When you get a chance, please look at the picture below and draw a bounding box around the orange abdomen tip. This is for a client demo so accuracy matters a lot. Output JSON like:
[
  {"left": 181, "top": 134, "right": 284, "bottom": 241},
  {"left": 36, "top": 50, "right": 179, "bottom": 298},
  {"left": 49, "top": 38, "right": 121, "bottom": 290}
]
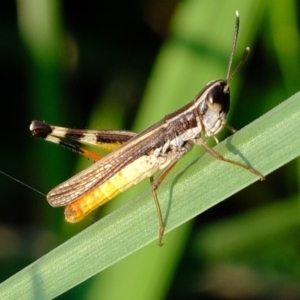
[{"left": 65, "top": 202, "right": 85, "bottom": 223}]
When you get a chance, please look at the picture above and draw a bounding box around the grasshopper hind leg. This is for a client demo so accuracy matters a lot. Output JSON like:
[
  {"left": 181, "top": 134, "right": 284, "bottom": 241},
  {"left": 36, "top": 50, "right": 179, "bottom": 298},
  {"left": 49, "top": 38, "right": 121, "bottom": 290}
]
[{"left": 150, "top": 160, "right": 179, "bottom": 246}]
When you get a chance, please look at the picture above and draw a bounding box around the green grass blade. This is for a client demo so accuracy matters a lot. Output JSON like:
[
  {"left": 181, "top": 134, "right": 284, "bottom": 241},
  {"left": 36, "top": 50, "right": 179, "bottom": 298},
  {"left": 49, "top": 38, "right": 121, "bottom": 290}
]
[{"left": 0, "top": 89, "right": 299, "bottom": 298}]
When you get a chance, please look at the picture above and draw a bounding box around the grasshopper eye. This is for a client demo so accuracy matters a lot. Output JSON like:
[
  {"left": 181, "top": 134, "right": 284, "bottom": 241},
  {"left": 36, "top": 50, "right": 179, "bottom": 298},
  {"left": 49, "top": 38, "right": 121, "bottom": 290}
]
[{"left": 206, "top": 83, "right": 230, "bottom": 114}]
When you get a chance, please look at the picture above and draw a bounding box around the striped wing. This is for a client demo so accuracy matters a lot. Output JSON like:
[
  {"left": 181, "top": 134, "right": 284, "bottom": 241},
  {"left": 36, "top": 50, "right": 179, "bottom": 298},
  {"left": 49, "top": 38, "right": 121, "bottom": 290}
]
[{"left": 47, "top": 122, "right": 170, "bottom": 207}]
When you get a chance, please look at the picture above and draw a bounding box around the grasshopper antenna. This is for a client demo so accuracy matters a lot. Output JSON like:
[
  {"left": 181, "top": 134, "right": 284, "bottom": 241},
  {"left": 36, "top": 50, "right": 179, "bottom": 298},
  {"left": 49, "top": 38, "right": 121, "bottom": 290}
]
[{"left": 225, "top": 11, "right": 250, "bottom": 92}]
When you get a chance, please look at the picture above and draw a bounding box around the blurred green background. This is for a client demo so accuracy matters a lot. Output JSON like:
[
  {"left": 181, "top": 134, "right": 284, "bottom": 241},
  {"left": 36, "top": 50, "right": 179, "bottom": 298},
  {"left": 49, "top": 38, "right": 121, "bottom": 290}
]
[{"left": 0, "top": 0, "right": 300, "bottom": 299}]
